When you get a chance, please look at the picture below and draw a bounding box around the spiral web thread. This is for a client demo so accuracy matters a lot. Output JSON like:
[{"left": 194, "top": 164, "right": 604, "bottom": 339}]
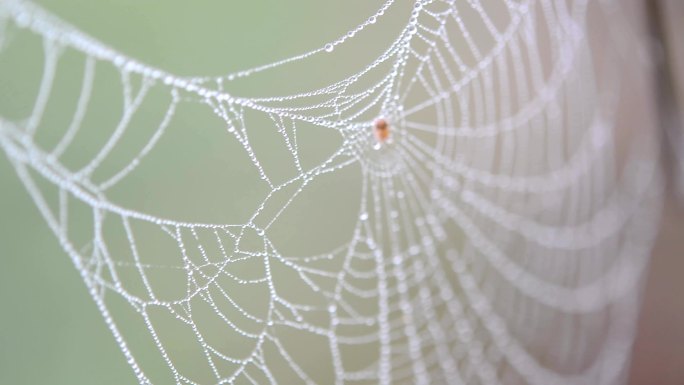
[{"left": 0, "top": 0, "right": 663, "bottom": 384}]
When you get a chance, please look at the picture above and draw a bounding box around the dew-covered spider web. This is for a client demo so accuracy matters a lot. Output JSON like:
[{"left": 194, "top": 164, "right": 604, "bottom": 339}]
[{"left": 0, "top": 0, "right": 665, "bottom": 384}]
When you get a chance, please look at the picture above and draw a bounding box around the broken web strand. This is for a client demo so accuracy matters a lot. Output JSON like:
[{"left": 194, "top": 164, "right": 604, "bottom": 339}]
[{"left": 0, "top": 0, "right": 664, "bottom": 385}]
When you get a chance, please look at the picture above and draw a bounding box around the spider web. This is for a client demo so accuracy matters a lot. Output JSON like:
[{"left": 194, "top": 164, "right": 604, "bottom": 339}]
[{"left": 0, "top": 0, "right": 663, "bottom": 384}]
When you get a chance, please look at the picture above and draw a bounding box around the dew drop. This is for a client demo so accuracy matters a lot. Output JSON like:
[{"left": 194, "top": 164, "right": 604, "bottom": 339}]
[
  {"left": 114, "top": 55, "right": 125, "bottom": 67},
  {"left": 324, "top": 43, "right": 334, "bottom": 52},
  {"left": 15, "top": 12, "right": 30, "bottom": 28}
]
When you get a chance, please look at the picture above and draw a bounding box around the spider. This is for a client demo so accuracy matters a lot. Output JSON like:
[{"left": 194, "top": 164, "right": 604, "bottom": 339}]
[{"left": 373, "top": 117, "right": 390, "bottom": 145}]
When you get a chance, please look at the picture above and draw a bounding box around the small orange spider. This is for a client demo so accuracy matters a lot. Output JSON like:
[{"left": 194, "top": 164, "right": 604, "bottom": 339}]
[{"left": 373, "top": 117, "right": 390, "bottom": 144}]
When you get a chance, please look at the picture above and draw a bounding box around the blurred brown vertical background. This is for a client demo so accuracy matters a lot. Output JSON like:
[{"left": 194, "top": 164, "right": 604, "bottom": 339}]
[{"left": 629, "top": 1, "right": 684, "bottom": 384}]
